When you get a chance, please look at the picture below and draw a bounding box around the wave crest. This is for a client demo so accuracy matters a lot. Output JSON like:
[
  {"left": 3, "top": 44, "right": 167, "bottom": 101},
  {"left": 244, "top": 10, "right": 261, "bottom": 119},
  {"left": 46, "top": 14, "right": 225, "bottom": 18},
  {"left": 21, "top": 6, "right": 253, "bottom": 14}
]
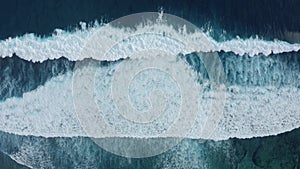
[{"left": 1, "top": 13, "right": 300, "bottom": 62}]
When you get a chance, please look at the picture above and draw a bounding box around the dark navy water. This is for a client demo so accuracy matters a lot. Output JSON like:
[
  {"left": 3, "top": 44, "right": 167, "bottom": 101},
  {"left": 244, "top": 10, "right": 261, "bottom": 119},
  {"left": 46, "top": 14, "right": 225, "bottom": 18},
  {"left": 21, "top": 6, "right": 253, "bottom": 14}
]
[{"left": 0, "top": 0, "right": 300, "bottom": 42}]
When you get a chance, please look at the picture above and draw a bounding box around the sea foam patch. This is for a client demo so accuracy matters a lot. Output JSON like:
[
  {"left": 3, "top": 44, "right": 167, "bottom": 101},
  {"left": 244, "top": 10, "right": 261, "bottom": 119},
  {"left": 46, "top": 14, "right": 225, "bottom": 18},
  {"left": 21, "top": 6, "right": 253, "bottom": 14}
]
[{"left": 0, "top": 64, "right": 299, "bottom": 140}]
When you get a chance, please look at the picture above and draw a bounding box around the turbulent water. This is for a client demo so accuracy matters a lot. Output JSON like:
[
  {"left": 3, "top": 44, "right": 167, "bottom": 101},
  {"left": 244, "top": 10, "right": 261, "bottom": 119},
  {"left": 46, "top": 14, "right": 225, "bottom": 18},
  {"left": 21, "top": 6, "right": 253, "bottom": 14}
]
[{"left": 0, "top": 1, "right": 300, "bottom": 168}]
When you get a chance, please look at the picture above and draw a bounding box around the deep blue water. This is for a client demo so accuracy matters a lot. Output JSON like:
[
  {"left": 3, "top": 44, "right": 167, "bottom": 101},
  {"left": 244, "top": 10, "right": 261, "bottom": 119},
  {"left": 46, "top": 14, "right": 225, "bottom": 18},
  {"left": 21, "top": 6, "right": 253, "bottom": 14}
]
[{"left": 0, "top": 0, "right": 300, "bottom": 42}]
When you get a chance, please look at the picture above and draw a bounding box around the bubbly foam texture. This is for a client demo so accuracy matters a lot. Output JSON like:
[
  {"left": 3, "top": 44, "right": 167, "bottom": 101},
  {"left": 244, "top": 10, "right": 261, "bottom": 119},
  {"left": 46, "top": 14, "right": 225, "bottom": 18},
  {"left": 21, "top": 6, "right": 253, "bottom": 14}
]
[
  {"left": 1, "top": 20, "right": 300, "bottom": 62},
  {"left": 0, "top": 70, "right": 299, "bottom": 140}
]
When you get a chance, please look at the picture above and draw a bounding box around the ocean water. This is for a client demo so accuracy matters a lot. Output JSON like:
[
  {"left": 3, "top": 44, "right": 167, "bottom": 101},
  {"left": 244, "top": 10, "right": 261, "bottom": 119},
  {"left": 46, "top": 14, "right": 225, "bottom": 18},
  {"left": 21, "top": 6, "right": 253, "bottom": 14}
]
[
  {"left": 0, "top": 128, "right": 299, "bottom": 169},
  {"left": 0, "top": 1, "right": 299, "bottom": 168},
  {"left": 1, "top": 0, "right": 300, "bottom": 42}
]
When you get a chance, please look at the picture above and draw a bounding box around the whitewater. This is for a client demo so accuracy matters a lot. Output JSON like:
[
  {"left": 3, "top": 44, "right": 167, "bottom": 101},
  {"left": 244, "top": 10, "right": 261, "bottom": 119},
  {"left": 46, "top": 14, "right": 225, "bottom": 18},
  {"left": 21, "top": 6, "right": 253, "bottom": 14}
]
[
  {"left": 1, "top": 19, "right": 300, "bottom": 62},
  {"left": 0, "top": 13, "right": 299, "bottom": 141},
  {"left": 0, "top": 70, "right": 299, "bottom": 140}
]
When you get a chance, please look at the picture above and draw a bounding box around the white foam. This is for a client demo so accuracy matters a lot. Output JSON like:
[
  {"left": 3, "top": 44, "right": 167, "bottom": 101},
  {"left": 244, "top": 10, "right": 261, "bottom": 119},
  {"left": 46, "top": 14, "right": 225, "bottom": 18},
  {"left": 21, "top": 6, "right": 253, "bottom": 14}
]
[
  {"left": 0, "top": 19, "right": 300, "bottom": 62},
  {"left": 0, "top": 68, "right": 299, "bottom": 140}
]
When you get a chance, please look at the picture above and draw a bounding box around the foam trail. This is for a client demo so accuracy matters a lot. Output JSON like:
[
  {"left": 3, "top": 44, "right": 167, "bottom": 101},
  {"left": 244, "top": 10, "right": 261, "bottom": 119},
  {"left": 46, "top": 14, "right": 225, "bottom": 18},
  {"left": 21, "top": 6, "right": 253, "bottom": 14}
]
[{"left": 1, "top": 21, "right": 300, "bottom": 62}]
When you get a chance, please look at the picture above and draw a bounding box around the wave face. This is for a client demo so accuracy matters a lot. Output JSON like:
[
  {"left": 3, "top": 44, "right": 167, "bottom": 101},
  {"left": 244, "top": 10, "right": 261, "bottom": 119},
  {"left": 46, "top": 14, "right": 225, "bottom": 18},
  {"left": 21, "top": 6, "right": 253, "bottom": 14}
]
[
  {"left": 1, "top": 51, "right": 300, "bottom": 101},
  {"left": 0, "top": 55, "right": 74, "bottom": 101}
]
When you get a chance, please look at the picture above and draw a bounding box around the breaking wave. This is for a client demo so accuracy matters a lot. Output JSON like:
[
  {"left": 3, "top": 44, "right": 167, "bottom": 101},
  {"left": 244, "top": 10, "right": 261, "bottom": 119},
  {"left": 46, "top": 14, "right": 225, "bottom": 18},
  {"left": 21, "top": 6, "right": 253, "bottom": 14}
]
[{"left": 1, "top": 17, "right": 300, "bottom": 62}]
